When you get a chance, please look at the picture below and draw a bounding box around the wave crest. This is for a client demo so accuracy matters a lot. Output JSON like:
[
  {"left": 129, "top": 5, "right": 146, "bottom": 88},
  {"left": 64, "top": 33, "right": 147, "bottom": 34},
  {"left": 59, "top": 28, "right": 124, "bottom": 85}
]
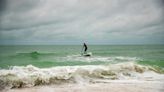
[{"left": 0, "top": 62, "right": 163, "bottom": 89}]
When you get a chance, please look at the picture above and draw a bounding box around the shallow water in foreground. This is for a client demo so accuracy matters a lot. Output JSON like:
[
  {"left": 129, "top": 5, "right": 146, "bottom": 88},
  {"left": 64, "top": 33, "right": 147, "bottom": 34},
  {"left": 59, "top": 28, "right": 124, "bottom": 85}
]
[{"left": 0, "top": 45, "right": 164, "bottom": 90}]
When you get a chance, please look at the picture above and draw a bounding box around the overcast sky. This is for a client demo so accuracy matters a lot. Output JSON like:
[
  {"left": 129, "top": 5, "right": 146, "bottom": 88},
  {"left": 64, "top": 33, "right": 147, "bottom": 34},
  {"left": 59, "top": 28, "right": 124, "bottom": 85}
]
[{"left": 0, "top": 0, "right": 164, "bottom": 45}]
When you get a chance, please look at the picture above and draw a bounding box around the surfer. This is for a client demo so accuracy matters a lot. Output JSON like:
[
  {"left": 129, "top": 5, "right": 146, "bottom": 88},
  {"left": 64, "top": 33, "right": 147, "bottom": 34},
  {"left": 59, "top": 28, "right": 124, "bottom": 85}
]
[
  {"left": 81, "top": 43, "right": 91, "bottom": 57},
  {"left": 83, "top": 43, "right": 88, "bottom": 54}
]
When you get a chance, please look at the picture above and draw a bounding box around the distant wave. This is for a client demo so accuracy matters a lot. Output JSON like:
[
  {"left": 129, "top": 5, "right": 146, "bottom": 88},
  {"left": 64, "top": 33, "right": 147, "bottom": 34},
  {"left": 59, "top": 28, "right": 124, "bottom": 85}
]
[
  {"left": 16, "top": 51, "right": 56, "bottom": 56},
  {"left": 15, "top": 51, "right": 56, "bottom": 59},
  {"left": 0, "top": 62, "right": 163, "bottom": 89},
  {"left": 64, "top": 55, "right": 140, "bottom": 62},
  {"left": 15, "top": 52, "right": 140, "bottom": 63}
]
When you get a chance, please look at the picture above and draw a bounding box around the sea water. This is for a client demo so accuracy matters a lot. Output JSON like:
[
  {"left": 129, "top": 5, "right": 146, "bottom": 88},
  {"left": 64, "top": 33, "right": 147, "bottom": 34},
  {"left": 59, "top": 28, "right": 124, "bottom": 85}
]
[{"left": 0, "top": 45, "right": 164, "bottom": 89}]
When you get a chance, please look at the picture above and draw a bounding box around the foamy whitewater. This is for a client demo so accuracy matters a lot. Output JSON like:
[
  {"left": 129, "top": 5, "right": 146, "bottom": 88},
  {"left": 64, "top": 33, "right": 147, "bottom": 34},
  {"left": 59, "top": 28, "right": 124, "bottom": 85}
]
[{"left": 0, "top": 62, "right": 164, "bottom": 90}]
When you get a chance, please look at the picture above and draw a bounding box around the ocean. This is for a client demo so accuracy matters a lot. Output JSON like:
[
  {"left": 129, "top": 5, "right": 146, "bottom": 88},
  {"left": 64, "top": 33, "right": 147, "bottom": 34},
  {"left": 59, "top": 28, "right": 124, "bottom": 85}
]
[{"left": 0, "top": 45, "right": 164, "bottom": 90}]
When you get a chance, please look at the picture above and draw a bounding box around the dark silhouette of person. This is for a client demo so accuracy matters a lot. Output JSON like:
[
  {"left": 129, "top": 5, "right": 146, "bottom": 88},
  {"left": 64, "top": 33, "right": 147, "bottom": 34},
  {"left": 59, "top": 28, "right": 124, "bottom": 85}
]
[{"left": 83, "top": 43, "right": 88, "bottom": 54}]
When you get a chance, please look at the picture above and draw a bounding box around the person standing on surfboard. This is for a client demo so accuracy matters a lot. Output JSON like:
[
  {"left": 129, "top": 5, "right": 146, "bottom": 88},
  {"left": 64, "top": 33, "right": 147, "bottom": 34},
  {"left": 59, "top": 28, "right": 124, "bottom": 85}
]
[{"left": 83, "top": 43, "right": 88, "bottom": 54}]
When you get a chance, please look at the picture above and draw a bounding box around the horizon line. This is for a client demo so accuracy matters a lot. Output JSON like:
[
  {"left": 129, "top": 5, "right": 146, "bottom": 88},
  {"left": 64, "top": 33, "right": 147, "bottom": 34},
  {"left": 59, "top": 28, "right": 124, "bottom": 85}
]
[{"left": 0, "top": 43, "right": 164, "bottom": 45}]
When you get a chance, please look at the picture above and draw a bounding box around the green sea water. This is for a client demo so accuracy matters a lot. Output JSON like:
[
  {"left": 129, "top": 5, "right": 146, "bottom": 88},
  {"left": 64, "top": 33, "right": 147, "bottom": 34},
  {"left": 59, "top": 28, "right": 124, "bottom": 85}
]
[
  {"left": 0, "top": 45, "right": 164, "bottom": 89},
  {"left": 0, "top": 45, "right": 164, "bottom": 68}
]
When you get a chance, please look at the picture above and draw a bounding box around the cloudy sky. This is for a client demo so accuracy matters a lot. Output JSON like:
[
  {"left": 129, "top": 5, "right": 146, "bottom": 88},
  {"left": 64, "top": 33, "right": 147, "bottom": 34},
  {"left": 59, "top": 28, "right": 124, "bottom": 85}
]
[{"left": 0, "top": 0, "right": 164, "bottom": 45}]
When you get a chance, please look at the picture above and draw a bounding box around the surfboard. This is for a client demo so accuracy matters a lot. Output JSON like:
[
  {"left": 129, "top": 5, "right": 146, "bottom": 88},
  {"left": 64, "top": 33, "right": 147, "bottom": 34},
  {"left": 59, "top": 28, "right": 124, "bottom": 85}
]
[{"left": 82, "top": 52, "right": 92, "bottom": 57}]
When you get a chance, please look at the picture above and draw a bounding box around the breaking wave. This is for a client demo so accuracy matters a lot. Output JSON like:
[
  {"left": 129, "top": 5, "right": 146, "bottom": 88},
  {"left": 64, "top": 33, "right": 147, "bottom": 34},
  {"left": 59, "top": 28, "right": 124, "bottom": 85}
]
[{"left": 0, "top": 62, "right": 163, "bottom": 90}]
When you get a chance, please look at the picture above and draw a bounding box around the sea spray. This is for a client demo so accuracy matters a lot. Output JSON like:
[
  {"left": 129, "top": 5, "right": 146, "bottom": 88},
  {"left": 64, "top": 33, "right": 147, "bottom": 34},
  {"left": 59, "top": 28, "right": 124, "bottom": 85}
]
[{"left": 0, "top": 62, "right": 163, "bottom": 90}]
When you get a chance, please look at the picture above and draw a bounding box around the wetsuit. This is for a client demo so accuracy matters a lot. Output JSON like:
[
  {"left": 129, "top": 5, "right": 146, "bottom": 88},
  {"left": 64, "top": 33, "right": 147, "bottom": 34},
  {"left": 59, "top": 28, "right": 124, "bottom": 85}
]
[{"left": 83, "top": 43, "right": 88, "bottom": 54}]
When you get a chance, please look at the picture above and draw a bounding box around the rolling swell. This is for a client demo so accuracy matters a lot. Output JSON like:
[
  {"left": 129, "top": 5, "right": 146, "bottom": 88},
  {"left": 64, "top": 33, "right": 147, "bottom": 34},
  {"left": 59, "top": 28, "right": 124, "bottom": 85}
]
[
  {"left": 0, "top": 62, "right": 163, "bottom": 89},
  {"left": 0, "top": 51, "right": 141, "bottom": 68}
]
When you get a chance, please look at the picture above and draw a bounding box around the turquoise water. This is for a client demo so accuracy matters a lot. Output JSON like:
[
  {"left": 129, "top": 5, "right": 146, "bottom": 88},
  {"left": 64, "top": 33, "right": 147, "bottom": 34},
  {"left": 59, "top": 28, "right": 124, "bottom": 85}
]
[
  {"left": 0, "top": 45, "right": 164, "bottom": 89},
  {"left": 0, "top": 45, "right": 164, "bottom": 68}
]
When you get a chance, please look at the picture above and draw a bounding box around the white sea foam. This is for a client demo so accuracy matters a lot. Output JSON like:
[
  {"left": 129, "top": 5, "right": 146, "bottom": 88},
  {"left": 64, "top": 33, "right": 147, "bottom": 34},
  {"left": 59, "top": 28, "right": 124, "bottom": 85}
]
[
  {"left": 63, "top": 55, "right": 140, "bottom": 62},
  {"left": 0, "top": 62, "right": 163, "bottom": 90}
]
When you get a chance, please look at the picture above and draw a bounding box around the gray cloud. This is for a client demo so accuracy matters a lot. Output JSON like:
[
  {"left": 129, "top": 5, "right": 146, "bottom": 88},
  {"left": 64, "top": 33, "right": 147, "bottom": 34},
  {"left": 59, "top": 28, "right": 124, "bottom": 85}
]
[{"left": 0, "top": 0, "right": 164, "bottom": 44}]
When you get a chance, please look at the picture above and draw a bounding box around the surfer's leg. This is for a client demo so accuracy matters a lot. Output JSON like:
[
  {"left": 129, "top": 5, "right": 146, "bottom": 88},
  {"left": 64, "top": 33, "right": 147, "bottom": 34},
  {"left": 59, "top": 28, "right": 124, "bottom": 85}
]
[{"left": 84, "top": 48, "right": 87, "bottom": 54}]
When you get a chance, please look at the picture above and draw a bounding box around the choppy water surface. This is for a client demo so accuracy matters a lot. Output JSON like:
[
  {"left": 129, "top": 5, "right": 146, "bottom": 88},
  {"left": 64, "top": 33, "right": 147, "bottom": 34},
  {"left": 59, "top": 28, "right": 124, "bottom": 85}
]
[{"left": 0, "top": 45, "right": 164, "bottom": 89}]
